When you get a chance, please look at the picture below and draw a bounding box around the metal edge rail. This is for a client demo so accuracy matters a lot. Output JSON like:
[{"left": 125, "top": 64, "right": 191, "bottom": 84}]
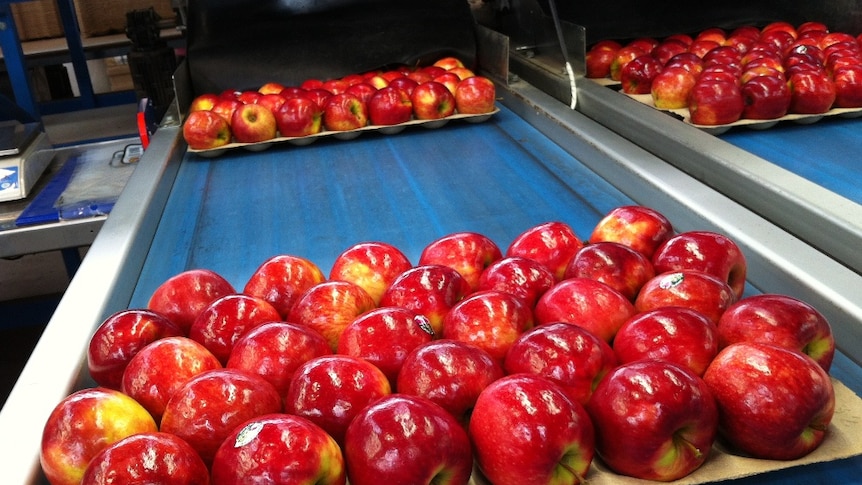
[
  {"left": 0, "top": 119, "right": 184, "bottom": 485},
  {"left": 499, "top": 77, "right": 862, "bottom": 367}
]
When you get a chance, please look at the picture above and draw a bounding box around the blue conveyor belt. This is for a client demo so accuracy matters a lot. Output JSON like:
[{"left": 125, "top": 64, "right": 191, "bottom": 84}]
[
  {"left": 720, "top": 116, "right": 862, "bottom": 204},
  {"left": 128, "top": 105, "right": 633, "bottom": 305}
]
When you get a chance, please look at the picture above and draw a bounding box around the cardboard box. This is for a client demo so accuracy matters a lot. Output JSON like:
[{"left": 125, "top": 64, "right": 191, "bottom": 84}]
[
  {"left": 11, "top": 0, "right": 64, "bottom": 41},
  {"left": 74, "top": 0, "right": 176, "bottom": 37}
]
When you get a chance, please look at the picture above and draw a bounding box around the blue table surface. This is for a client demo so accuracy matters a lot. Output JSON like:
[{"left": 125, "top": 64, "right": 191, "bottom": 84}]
[
  {"left": 720, "top": 116, "right": 862, "bottom": 204},
  {"left": 128, "top": 105, "right": 862, "bottom": 484}
]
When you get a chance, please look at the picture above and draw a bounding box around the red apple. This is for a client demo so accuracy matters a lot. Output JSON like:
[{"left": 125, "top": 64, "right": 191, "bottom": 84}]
[
  {"left": 287, "top": 280, "right": 376, "bottom": 351},
  {"left": 651, "top": 39, "right": 689, "bottom": 66},
  {"left": 586, "top": 41, "right": 621, "bottom": 78},
  {"left": 470, "top": 373, "right": 595, "bottom": 485},
  {"left": 418, "top": 231, "right": 502, "bottom": 291},
  {"left": 506, "top": 220, "right": 584, "bottom": 281},
  {"left": 366, "top": 73, "right": 390, "bottom": 90},
  {"left": 411, "top": 80, "right": 457, "bottom": 120},
  {"left": 564, "top": 241, "right": 655, "bottom": 301},
  {"left": 396, "top": 339, "right": 504, "bottom": 426},
  {"left": 534, "top": 277, "right": 636, "bottom": 343},
  {"left": 476, "top": 256, "right": 556, "bottom": 309},
  {"left": 285, "top": 354, "right": 391, "bottom": 445},
  {"left": 379, "top": 264, "right": 472, "bottom": 335},
  {"left": 420, "top": 64, "right": 448, "bottom": 79},
  {"left": 717, "top": 293, "right": 835, "bottom": 371},
  {"left": 635, "top": 270, "right": 736, "bottom": 324},
  {"left": 87, "top": 308, "right": 183, "bottom": 389},
  {"left": 742, "top": 53, "right": 785, "bottom": 73},
  {"left": 279, "top": 86, "right": 308, "bottom": 99},
  {"left": 739, "top": 64, "right": 785, "bottom": 84},
  {"left": 699, "top": 64, "right": 743, "bottom": 82},
  {"left": 40, "top": 387, "right": 158, "bottom": 485},
  {"left": 797, "top": 21, "right": 830, "bottom": 36},
  {"left": 666, "top": 33, "right": 694, "bottom": 47},
  {"left": 323, "top": 92, "right": 369, "bottom": 131},
  {"left": 703, "top": 45, "right": 742, "bottom": 67},
  {"left": 741, "top": 74, "right": 792, "bottom": 119},
  {"left": 337, "top": 306, "right": 436, "bottom": 386},
  {"left": 300, "top": 78, "right": 324, "bottom": 90},
  {"left": 257, "top": 81, "right": 286, "bottom": 95},
  {"left": 433, "top": 72, "right": 462, "bottom": 95},
  {"left": 820, "top": 31, "right": 858, "bottom": 50},
  {"left": 211, "top": 414, "right": 345, "bottom": 485},
  {"left": 345, "top": 394, "right": 473, "bottom": 485},
  {"left": 688, "top": 39, "right": 721, "bottom": 58},
  {"left": 449, "top": 67, "right": 476, "bottom": 81},
  {"left": 703, "top": 342, "right": 835, "bottom": 460},
  {"left": 831, "top": 65, "right": 862, "bottom": 107},
  {"left": 620, "top": 54, "right": 664, "bottom": 95},
  {"left": 328, "top": 241, "right": 413, "bottom": 305},
  {"left": 345, "top": 81, "right": 378, "bottom": 105},
  {"left": 652, "top": 230, "right": 748, "bottom": 300},
  {"left": 226, "top": 321, "right": 332, "bottom": 396},
  {"left": 255, "top": 92, "right": 287, "bottom": 115},
  {"left": 82, "top": 432, "right": 210, "bottom": 485},
  {"left": 651, "top": 66, "right": 699, "bottom": 110},
  {"left": 454, "top": 75, "right": 496, "bottom": 114},
  {"left": 388, "top": 76, "right": 419, "bottom": 96},
  {"left": 188, "top": 92, "right": 220, "bottom": 112},
  {"left": 242, "top": 254, "right": 325, "bottom": 319},
  {"left": 696, "top": 27, "right": 727, "bottom": 45},
  {"left": 610, "top": 45, "right": 647, "bottom": 81},
  {"left": 160, "top": 368, "right": 283, "bottom": 464},
  {"left": 442, "top": 289, "right": 534, "bottom": 364},
  {"left": 120, "top": 336, "right": 222, "bottom": 422},
  {"left": 147, "top": 268, "right": 236, "bottom": 334},
  {"left": 235, "top": 89, "right": 262, "bottom": 105},
  {"left": 665, "top": 52, "right": 704, "bottom": 76},
  {"left": 188, "top": 293, "right": 282, "bottom": 364},
  {"left": 504, "top": 321, "right": 617, "bottom": 405},
  {"left": 322, "top": 78, "right": 349, "bottom": 95},
  {"left": 182, "top": 110, "right": 232, "bottom": 150},
  {"left": 688, "top": 79, "right": 745, "bottom": 125},
  {"left": 407, "top": 69, "right": 434, "bottom": 84},
  {"left": 725, "top": 32, "right": 759, "bottom": 55},
  {"left": 628, "top": 37, "right": 660, "bottom": 54},
  {"left": 588, "top": 205, "right": 674, "bottom": 258},
  {"left": 368, "top": 85, "right": 414, "bottom": 125},
  {"left": 433, "top": 56, "right": 466, "bottom": 70},
  {"left": 760, "top": 29, "right": 796, "bottom": 53},
  {"left": 762, "top": 21, "right": 798, "bottom": 38},
  {"left": 340, "top": 73, "right": 365, "bottom": 86},
  {"left": 585, "top": 360, "right": 718, "bottom": 481},
  {"left": 210, "top": 97, "right": 242, "bottom": 127},
  {"left": 305, "top": 88, "right": 333, "bottom": 110},
  {"left": 230, "top": 103, "right": 277, "bottom": 143},
  {"left": 274, "top": 96, "right": 323, "bottom": 137},
  {"left": 614, "top": 306, "right": 719, "bottom": 376}
]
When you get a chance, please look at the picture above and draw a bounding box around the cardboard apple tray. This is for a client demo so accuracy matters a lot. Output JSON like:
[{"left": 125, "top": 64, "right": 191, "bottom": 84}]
[
  {"left": 590, "top": 78, "right": 862, "bottom": 135},
  {"left": 463, "top": 379, "right": 862, "bottom": 484},
  {"left": 186, "top": 109, "right": 499, "bottom": 158}
]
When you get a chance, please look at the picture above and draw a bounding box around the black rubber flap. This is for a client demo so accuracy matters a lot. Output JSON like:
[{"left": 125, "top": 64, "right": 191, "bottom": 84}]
[{"left": 186, "top": 0, "right": 478, "bottom": 96}]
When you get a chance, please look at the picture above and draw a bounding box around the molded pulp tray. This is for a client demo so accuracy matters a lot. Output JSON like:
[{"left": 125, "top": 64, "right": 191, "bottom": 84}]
[
  {"left": 187, "top": 109, "right": 499, "bottom": 157},
  {"left": 590, "top": 78, "right": 862, "bottom": 135},
  {"left": 466, "top": 379, "right": 862, "bottom": 484}
]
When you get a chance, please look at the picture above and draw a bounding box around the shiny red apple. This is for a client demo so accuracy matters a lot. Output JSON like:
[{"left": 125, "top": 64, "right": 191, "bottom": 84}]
[
  {"left": 504, "top": 322, "right": 617, "bottom": 405},
  {"left": 285, "top": 354, "right": 391, "bottom": 445},
  {"left": 586, "top": 360, "right": 718, "bottom": 481},
  {"left": 470, "top": 373, "right": 595, "bottom": 485},
  {"left": 396, "top": 339, "right": 504, "bottom": 426}
]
